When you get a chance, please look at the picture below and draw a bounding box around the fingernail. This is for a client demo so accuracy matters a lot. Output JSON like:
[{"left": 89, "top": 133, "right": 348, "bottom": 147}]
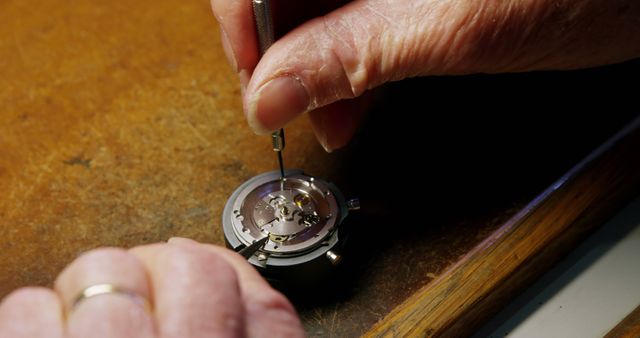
[
  {"left": 319, "top": 137, "right": 333, "bottom": 153},
  {"left": 239, "top": 69, "right": 250, "bottom": 95},
  {"left": 220, "top": 28, "right": 238, "bottom": 72},
  {"left": 314, "top": 115, "right": 333, "bottom": 153},
  {"left": 168, "top": 237, "right": 195, "bottom": 244},
  {"left": 247, "top": 76, "right": 310, "bottom": 135}
]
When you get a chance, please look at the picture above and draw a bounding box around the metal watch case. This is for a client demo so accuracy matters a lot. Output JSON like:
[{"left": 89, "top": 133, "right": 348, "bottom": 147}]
[{"left": 222, "top": 170, "right": 356, "bottom": 287}]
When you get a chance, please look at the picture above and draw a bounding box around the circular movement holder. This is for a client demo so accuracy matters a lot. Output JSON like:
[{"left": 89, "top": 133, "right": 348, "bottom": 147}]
[{"left": 222, "top": 170, "right": 359, "bottom": 289}]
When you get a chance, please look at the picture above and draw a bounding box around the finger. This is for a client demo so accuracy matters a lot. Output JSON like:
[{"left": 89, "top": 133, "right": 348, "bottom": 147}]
[
  {"left": 54, "top": 248, "right": 155, "bottom": 338},
  {"left": 129, "top": 243, "right": 244, "bottom": 338},
  {"left": 211, "top": 0, "right": 347, "bottom": 75},
  {"left": 308, "top": 93, "right": 372, "bottom": 152},
  {"left": 210, "top": 0, "right": 258, "bottom": 74},
  {"left": 166, "top": 237, "right": 305, "bottom": 338},
  {"left": 243, "top": 0, "right": 482, "bottom": 134},
  {"left": 0, "top": 288, "right": 64, "bottom": 338}
]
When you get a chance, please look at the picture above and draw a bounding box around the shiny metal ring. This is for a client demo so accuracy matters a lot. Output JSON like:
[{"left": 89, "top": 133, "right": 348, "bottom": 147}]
[{"left": 71, "top": 284, "right": 151, "bottom": 312}]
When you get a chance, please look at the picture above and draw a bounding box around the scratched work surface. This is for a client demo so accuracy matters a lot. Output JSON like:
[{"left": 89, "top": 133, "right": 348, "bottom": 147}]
[
  {"left": 1, "top": 1, "right": 639, "bottom": 337},
  {"left": 0, "top": 0, "right": 330, "bottom": 299}
]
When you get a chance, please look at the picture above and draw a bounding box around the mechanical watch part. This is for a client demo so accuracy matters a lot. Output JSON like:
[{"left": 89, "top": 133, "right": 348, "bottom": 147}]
[{"left": 222, "top": 170, "right": 355, "bottom": 287}]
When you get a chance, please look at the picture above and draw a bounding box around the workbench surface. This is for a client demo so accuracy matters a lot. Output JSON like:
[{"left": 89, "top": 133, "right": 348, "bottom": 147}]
[{"left": 1, "top": 1, "right": 637, "bottom": 336}]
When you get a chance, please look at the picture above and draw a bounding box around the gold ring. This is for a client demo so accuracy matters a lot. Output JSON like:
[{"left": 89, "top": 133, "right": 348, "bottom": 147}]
[{"left": 71, "top": 284, "right": 152, "bottom": 312}]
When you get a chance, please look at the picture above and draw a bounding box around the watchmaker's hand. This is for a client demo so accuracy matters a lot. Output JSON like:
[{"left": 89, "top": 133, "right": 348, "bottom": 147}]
[
  {"left": 0, "top": 238, "right": 305, "bottom": 338},
  {"left": 211, "top": 0, "right": 640, "bottom": 151}
]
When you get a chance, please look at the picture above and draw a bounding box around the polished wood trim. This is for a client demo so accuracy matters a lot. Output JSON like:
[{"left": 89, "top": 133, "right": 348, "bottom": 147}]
[
  {"left": 606, "top": 305, "right": 640, "bottom": 338},
  {"left": 365, "top": 117, "right": 640, "bottom": 337}
]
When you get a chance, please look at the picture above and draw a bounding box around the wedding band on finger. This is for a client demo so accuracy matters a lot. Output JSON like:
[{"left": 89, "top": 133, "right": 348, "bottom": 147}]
[{"left": 71, "top": 283, "right": 152, "bottom": 313}]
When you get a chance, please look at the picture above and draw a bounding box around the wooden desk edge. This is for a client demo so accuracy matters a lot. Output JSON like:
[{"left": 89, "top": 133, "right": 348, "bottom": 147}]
[
  {"left": 606, "top": 305, "right": 640, "bottom": 338},
  {"left": 365, "top": 117, "right": 640, "bottom": 337}
]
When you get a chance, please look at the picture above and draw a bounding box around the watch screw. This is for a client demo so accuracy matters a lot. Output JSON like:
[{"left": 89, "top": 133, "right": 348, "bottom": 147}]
[{"left": 326, "top": 250, "right": 342, "bottom": 266}]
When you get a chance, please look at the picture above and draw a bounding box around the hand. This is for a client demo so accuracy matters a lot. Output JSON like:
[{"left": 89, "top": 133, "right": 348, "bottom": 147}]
[
  {"left": 211, "top": 0, "right": 640, "bottom": 151},
  {"left": 0, "top": 238, "right": 305, "bottom": 338}
]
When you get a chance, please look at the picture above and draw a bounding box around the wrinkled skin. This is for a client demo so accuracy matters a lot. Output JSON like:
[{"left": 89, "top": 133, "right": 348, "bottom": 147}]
[
  {"left": 0, "top": 238, "right": 305, "bottom": 338},
  {"left": 211, "top": 0, "right": 640, "bottom": 151}
]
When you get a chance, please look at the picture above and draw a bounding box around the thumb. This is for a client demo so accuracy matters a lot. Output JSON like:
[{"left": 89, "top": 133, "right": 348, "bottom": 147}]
[{"left": 243, "top": 0, "right": 483, "bottom": 134}]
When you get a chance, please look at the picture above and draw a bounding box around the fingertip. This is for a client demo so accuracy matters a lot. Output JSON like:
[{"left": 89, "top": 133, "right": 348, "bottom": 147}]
[
  {"left": 167, "top": 237, "right": 197, "bottom": 245},
  {"left": 220, "top": 27, "right": 238, "bottom": 72},
  {"left": 246, "top": 76, "right": 310, "bottom": 134},
  {"left": 245, "top": 96, "right": 275, "bottom": 135},
  {"left": 0, "top": 287, "right": 64, "bottom": 338},
  {"left": 210, "top": 0, "right": 259, "bottom": 73},
  {"left": 0, "top": 287, "right": 60, "bottom": 310},
  {"left": 239, "top": 69, "right": 250, "bottom": 94},
  {"left": 309, "top": 96, "right": 370, "bottom": 152}
]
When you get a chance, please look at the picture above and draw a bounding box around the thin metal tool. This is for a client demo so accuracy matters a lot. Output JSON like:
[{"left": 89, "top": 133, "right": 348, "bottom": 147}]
[
  {"left": 252, "top": 0, "right": 275, "bottom": 54},
  {"left": 272, "top": 129, "right": 285, "bottom": 179},
  {"left": 253, "top": 0, "right": 286, "bottom": 181},
  {"left": 238, "top": 236, "right": 269, "bottom": 259}
]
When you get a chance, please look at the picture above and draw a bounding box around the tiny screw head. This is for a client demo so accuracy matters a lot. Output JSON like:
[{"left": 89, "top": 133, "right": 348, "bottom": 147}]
[{"left": 326, "top": 250, "right": 342, "bottom": 266}]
